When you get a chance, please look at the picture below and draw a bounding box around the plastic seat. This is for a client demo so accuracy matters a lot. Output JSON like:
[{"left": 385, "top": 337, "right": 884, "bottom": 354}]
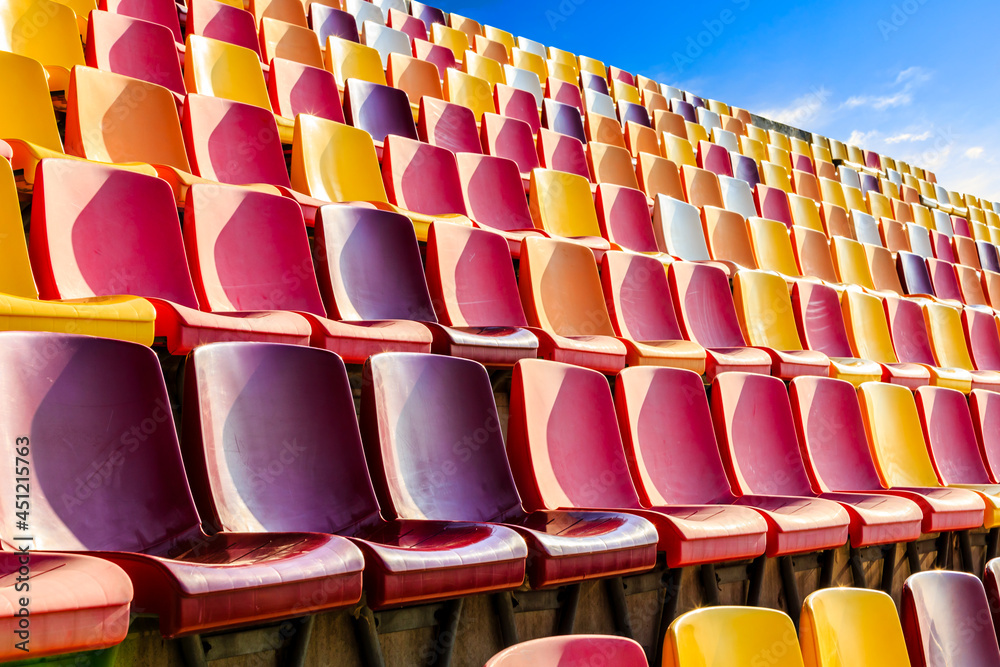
[
  {"left": 249, "top": 0, "right": 307, "bottom": 27},
  {"left": 360, "top": 21, "right": 409, "bottom": 68},
  {"left": 924, "top": 300, "right": 1000, "bottom": 390},
  {"left": 259, "top": 16, "right": 323, "bottom": 68},
  {"left": 528, "top": 169, "right": 612, "bottom": 255},
  {"left": 588, "top": 142, "right": 640, "bottom": 189},
  {"left": 902, "top": 571, "right": 1000, "bottom": 667},
  {"left": 637, "top": 153, "right": 685, "bottom": 201},
  {"left": 702, "top": 205, "right": 758, "bottom": 269},
  {"left": 0, "top": 0, "right": 84, "bottom": 91},
  {"left": 410, "top": 0, "right": 445, "bottom": 29},
  {"left": 791, "top": 282, "right": 883, "bottom": 385},
  {"left": 792, "top": 376, "right": 985, "bottom": 534},
  {"left": 0, "top": 331, "right": 364, "bottom": 637},
  {"left": 800, "top": 588, "right": 910, "bottom": 667},
  {"left": 465, "top": 51, "right": 504, "bottom": 90},
  {"left": 342, "top": 79, "right": 418, "bottom": 155},
  {"left": 866, "top": 244, "right": 907, "bottom": 294},
  {"left": 595, "top": 184, "right": 660, "bottom": 254},
  {"left": 542, "top": 99, "right": 586, "bottom": 144},
  {"left": 841, "top": 289, "right": 932, "bottom": 388},
  {"left": 413, "top": 37, "right": 458, "bottom": 78},
  {"left": 184, "top": 33, "right": 272, "bottom": 111},
  {"left": 509, "top": 359, "right": 765, "bottom": 569},
  {"left": 661, "top": 133, "right": 696, "bottom": 168},
  {"left": 546, "top": 78, "right": 583, "bottom": 112},
  {"left": 898, "top": 250, "right": 937, "bottom": 296},
  {"left": 664, "top": 607, "right": 803, "bottom": 667},
  {"left": 980, "top": 241, "right": 1000, "bottom": 273},
  {"left": 830, "top": 236, "right": 876, "bottom": 289},
  {"left": 480, "top": 113, "right": 538, "bottom": 179},
  {"left": 747, "top": 217, "right": 811, "bottom": 283},
  {"left": 85, "top": 11, "right": 186, "bottom": 97},
  {"left": 668, "top": 262, "right": 773, "bottom": 380},
  {"left": 791, "top": 226, "right": 839, "bottom": 283},
  {"left": 926, "top": 258, "right": 965, "bottom": 303},
  {"left": 388, "top": 52, "right": 442, "bottom": 119},
  {"left": 973, "top": 390, "right": 1000, "bottom": 483},
  {"left": 431, "top": 23, "right": 469, "bottom": 61},
  {"left": 696, "top": 140, "right": 733, "bottom": 178},
  {"left": 586, "top": 113, "right": 625, "bottom": 148},
  {"left": 473, "top": 34, "right": 508, "bottom": 65},
  {"left": 536, "top": 130, "right": 590, "bottom": 180},
  {"left": 444, "top": 68, "right": 495, "bottom": 119},
  {"left": 362, "top": 352, "right": 658, "bottom": 588},
  {"left": 653, "top": 195, "right": 711, "bottom": 260},
  {"left": 183, "top": 342, "right": 527, "bottom": 609},
  {"left": 581, "top": 71, "right": 609, "bottom": 95},
  {"left": 310, "top": 4, "right": 360, "bottom": 44},
  {"left": 417, "top": 97, "right": 481, "bottom": 155},
  {"left": 502, "top": 65, "right": 543, "bottom": 107},
  {"left": 718, "top": 175, "right": 757, "bottom": 219},
  {"left": 266, "top": 57, "right": 345, "bottom": 123},
  {"left": 884, "top": 294, "right": 975, "bottom": 392},
  {"left": 600, "top": 252, "right": 707, "bottom": 371},
  {"left": 732, "top": 152, "right": 762, "bottom": 188},
  {"left": 325, "top": 36, "right": 386, "bottom": 90},
  {"left": 681, "top": 165, "right": 724, "bottom": 209},
  {"left": 186, "top": 0, "right": 263, "bottom": 56},
  {"left": 30, "top": 160, "right": 314, "bottom": 354},
  {"left": 494, "top": 83, "right": 541, "bottom": 134},
  {"left": 485, "top": 636, "right": 647, "bottom": 667},
  {"left": 755, "top": 183, "right": 794, "bottom": 226}
]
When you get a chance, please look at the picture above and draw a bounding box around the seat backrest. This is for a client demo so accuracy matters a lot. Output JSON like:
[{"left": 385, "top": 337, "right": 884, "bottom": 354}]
[
  {"left": 791, "top": 281, "right": 854, "bottom": 357},
  {"left": 464, "top": 51, "right": 504, "bottom": 90},
  {"left": 897, "top": 250, "right": 936, "bottom": 296},
  {"left": 908, "top": 223, "right": 935, "bottom": 258},
  {"left": 971, "top": 390, "right": 1000, "bottom": 484},
  {"left": 387, "top": 52, "right": 442, "bottom": 108},
  {"left": 389, "top": 9, "right": 427, "bottom": 41},
  {"left": 857, "top": 381, "right": 944, "bottom": 488},
  {"left": 507, "top": 359, "right": 642, "bottom": 511},
  {"left": 0, "top": 332, "right": 203, "bottom": 553},
  {"left": 587, "top": 142, "right": 638, "bottom": 189},
  {"left": 29, "top": 159, "right": 200, "bottom": 308},
  {"left": 653, "top": 195, "right": 710, "bottom": 260},
  {"left": 731, "top": 153, "right": 762, "bottom": 189},
  {"left": 0, "top": 0, "right": 85, "bottom": 74},
  {"left": 800, "top": 588, "right": 910, "bottom": 667},
  {"left": 361, "top": 353, "right": 524, "bottom": 522},
  {"left": 456, "top": 153, "right": 533, "bottom": 233},
  {"left": 718, "top": 175, "right": 757, "bottom": 219},
  {"left": 412, "top": 38, "right": 457, "bottom": 78},
  {"left": 668, "top": 262, "right": 750, "bottom": 348},
  {"left": 518, "top": 237, "right": 616, "bottom": 337},
  {"left": 431, "top": 23, "right": 469, "bottom": 60},
  {"left": 790, "top": 376, "right": 889, "bottom": 492},
  {"left": 103, "top": 0, "right": 182, "bottom": 41},
  {"left": 183, "top": 94, "right": 290, "bottom": 188},
  {"left": 732, "top": 269, "right": 807, "bottom": 351},
  {"left": 931, "top": 229, "right": 957, "bottom": 263},
  {"left": 249, "top": 0, "right": 307, "bottom": 27},
  {"left": 600, "top": 251, "right": 685, "bottom": 342},
  {"left": 290, "top": 114, "right": 387, "bottom": 203},
  {"left": 267, "top": 57, "right": 344, "bottom": 123},
  {"left": 314, "top": 206, "right": 436, "bottom": 322},
  {"left": 865, "top": 244, "right": 905, "bottom": 294},
  {"left": 681, "top": 165, "right": 724, "bottom": 209},
  {"left": 585, "top": 112, "right": 624, "bottom": 148},
  {"left": 595, "top": 184, "right": 658, "bottom": 253},
  {"left": 529, "top": 169, "right": 602, "bottom": 239},
  {"left": 409, "top": 0, "right": 445, "bottom": 28},
  {"left": 840, "top": 289, "right": 899, "bottom": 364},
  {"left": 485, "top": 636, "right": 648, "bottom": 667},
  {"left": 979, "top": 241, "right": 1000, "bottom": 273},
  {"left": 445, "top": 69, "right": 495, "bottom": 118},
  {"left": 954, "top": 235, "right": 982, "bottom": 270},
  {"left": 702, "top": 206, "right": 758, "bottom": 268},
  {"left": 964, "top": 307, "right": 1000, "bottom": 371},
  {"left": 360, "top": 21, "right": 409, "bottom": 68},
  {"left": 830, "top": 236, "right": 875, "bottom": 289},
  {"left": 791, "top": 227, "right": 838, "bottom": 283},
  {"left": 637, "top": 153, "right": 684, "bottom": 201},
  {"left": 424, "top": 222, "right": 528, "bottom": 328},
  {"left": 747, "top": 216, "right": 801, "bottom": 277},
  {"left": 883, "top": 294, "right": 938, "bottom": 366},
  {"left": 902, "top": 570, "right": 1000, "bottom": 667},
  {"left": 851, "top": 210, "right": 882, "bottom": 247},
  {"left": 480, "top": 113, "right": 538, "bottom": 174},
  {"left": 182, "top": 342, "right": 383, "bottom": 535},
  {"left": 546, "top": 78, "right": 583, "bottom": 112},
  {"left": 0, "top": 161, "right": 38, "bottom": 299},
  {"left": 85, "top": 11, "right": 186, "bottom": 95},
  {"left": 259, "top": 16, "right": 323, "bottom": 68},
  {"left": 664, "top": 607, "right": 805, "bottom": 667},
  {"left": 65, "top": 66, "right": 190, "bottom": 172},
  {"left": 494, "top": 83, "right": 541, "bottom": 134},
  {"left": 382, "top": 135, "right": 467, "bottom": 216},
  {"left": 541, "top": 99, "right": 586, "bottom": 144},
  {"left": 535, "top": 129, "right": 590, "bottom": 180},
  {"left": 923, "top": 301, "right": 976, "bottom": 371},
  {"left": 184, "top": 35, "right": 271, "bottom": 111},
  {"left": 325, "top": 36, "right": 386, "bottom": 88},
  {"left": 956, "top": 264, "right": 989, "bottom": 307},
  {"left": 182, "top": 183, "right": 326, "bottom": 316},
  {"left": 695, "top": 141, "right": 732, "bottom": 178},
  {"left": 417, "top": 97, "right": 481, "bottom": 155},
  {"left": 188, "top": 0, "right": 263, "bottom": 54},
  {"left": 343, "top": 79, "right": 418, "bottom": 145},
  {"left": 0, "top": 52, "right": 63, "bottom": 153},
  {"left": 754, "top": 183, "right": 793, "bottom": 226},
  {"left": 915, "top": 385, "right": 993, "bottom": 486},
  {"left": 310, "top": 4, "right": 359, "bottom": 44}
]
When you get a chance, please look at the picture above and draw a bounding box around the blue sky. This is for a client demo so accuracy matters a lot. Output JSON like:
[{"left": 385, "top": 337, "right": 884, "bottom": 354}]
[{"left": 437, "top": 0, "right": 1000, "bottom": 202}]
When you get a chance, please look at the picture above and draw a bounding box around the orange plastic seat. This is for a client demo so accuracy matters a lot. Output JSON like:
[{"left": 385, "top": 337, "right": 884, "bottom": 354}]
[
  {"left": 681, "top": 165, "right": 724, "bottom": 208},
  {"left": 636, "top": 153, "right": 685, "bottom": 201},
  {"left": 588, "top": 142, "right": 640, "bottom": 190},
  {"left": 702, "top": 206, "right": 758, "bottom": 269},
  {"left": 258, "top": 16, "right": 323, "bottom": 68}
]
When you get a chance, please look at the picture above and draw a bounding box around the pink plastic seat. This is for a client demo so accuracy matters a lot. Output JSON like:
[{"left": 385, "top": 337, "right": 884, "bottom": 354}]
[
  {"left": 931, "top": 230, "right": 957, "bottom": 263},
  {"left": 902, "top": 571, "right": 1000, "bottom": 667},
  {"left": 965, "top": 307, "right": 1000, "bottom": 373},
  {"left": 412, "top": 38, "right": 457, "bottom": 78},
  {"left": 494, "top": 84, "right": 541, "bottom": 135},
  {"left": 884, "top": 294, "right": 974, "bottom": 392},
  {"left": 754, "top": 184, "right": 793, "bottom": 227},
  {"left": 187, "top": 0, "right": 262, "bottom": 55},
  {"left": 362, "top": 353, "right": 658, "bottom": 588},
  {"left": 316, "top": 206, "right": 537, "bottom": 366},
  {"left": 667, "top": 262, "right": 773, "bottom": 380},
  {"left": 0, "top": 332, "right": 364, "bottom": 637},
  {"left": 481, "top": 113, "right": 539, "bottom": 187},
  {"left": 595, "top": 184, "right": 660, "bottom": 253},
  {"left": 508, "top": 359, "right": 766, "bottom": 569},
  {"left": 926, "top": 258, "right": 965, "bottom": 303},
  {"left": 417, "top": 97, "right": 482, "bottom": 155},
  {"left": 182, "top": 342, "right": 528, "bottom": 609},
  {"left": 536, "top": 128, "right": 590, "bottom": 180},
  {"left": 971, "top": 389, "right": 1000, "bottom": 483},
  {"left": 485, "top": 636, "right": 648, "bottom": 667},
  {"left": 697, "top": 141, "right": 733, "bottom": 178},
  {"left": 545, "top": 78, "right": 584, "bottom": 113},
  {"left": 85, "top": 11, "right": 186, "bottom": 98},
  {"left": 266, "top": 58, "right": 344, "bottom": 124},
  {"left": 713, "top": 373, "right": 921, "bottom": 549},
  {"left": 101, "top": 0, "right": 183, "bottom": 44},
  {"left": 790, "top": 376, "right": 986, "bottom": 534},
  {"left": 183, "top": 184, "right": 433, "bottom": 363},
  {"left": 28, "top": 160, "right": 313, "bottom": 355},
  {"left": 388, "top": 8, "right": 428, "bottom": 41}
]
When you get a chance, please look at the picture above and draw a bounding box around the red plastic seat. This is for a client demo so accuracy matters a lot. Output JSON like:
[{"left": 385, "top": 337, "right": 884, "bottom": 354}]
[
  {"left": 417, "top": 97, "right": 482, "bottom": 155},
  {"left": 102, "top": 0, "right": 183, "bottom": 44},
  {"left": 667, "top": 262, "right": 773, "bottom": 380},
  {"left": 480, "top": 113, "right": 538, "bottom": 189},
  {"left": 0, "top": 332, "right": 364, "bottom": 637},
  {"left": 361, "top": 353, "right": 658, "bottom": 588},
  {"left": 696, "top": 140, "right": 733, "bottom": 178},
  {"left": 183, "top": 184, "right": 434, "bottom": 362},
  {"left": 412, "top": 38, "right": 458, "bottom": 78},
  {"left": 494, "top": 84, "right": 541, "bottom": 134},
  {"left": 536, "top": 128, "right": 590, "bottom": 180},
  {"left": 266, "top": 57, "right": 345, "bottom": 124},
  {"left": 507, "top": 359, "right": 766, "bottom": 568},
  {"left": 902, "top": 571, "right": 1000, "bottom": 667},
  {"left": 0, "top": 552, "right": 131, "bottom": 662},
  {"left": 595, "top": 184, "right": 660, "bottom": 253},
  {"left": 316, "top": 206, "right": 537, "bottom": 366},
  {"left": 713, "top": 373, "right": 921, "bottom": 550},
  {"left": 28, "top": 160, "right": 313, "bottom": 355},
  {"left": 85, "top": 11, "right": 186, "bottom": 98},
  {"left": 188, "top": 0, "right": 263, "bottom": 55},
  {"left": 790, "top": 376, "right": 986, "bottom": 534},
  {"left": 965, "top": 307, "right": 1000, "bottom": 373},
  {"left": 182, "top": 342, "right": 528, "bottom": 609},
  {"left": 971, "top": 389, "right": 1000, "bottom": 483},
  {"left": 754, "top": 184, "right": 793, "bottom": 227},
  {"left": 600, "top": 251, "right": 707, "bottom": 372},
  {"left": 485, "top": 636, "right": 648, "bottom": 667},
  {"left": 884, "top": 294, "right": 974, "bottom": 392}
]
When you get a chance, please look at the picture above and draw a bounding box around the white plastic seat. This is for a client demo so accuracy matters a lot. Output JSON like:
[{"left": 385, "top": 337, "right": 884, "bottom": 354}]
[
  {"left": 719, "top": 176, "right": 757, "bottom": 220},
  {"left": 361, "top": 22, "right": 411, "bottom": 67},
  {"left": 503, "top": 65, "right": 542, "bottom": 105},
  {"left": 907, "top": 223, "right": 935, "bottom": 258},
  {"left": 584, "top": 88, "right": 616, "bottom": 118},
  {"left": 653, "top": 195, "right": 711, "bottom": 260},
  {"left": 344, "top": 0, "right": 384, "bottom": 30}
]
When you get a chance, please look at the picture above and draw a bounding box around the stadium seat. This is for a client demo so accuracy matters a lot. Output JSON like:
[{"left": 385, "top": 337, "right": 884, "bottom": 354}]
[
  {"left": 184, "top": 1, "right": 261, "bottom": 57},
  {"left": 417, "top": 97, "right": 481, "bottom": 154},
  {"left": 495, "top": 83, "right": 541, "bottom": 133},
  {"left": 702, "top": 205, "right": 759, "bottom": 269},
  {"left": 184, "top": 33, "right": 272, "bottom": 113},
  {"left": 697, "top": 140, "right": 734, "bottom": 178},
  {"left": 746, "top": 216, "right": 813, "bottom": 283},
  {"left": 464, "top": 51, "right": 504, "bottom": 89},
  {"left": 413, "top": 37, "right": 458, "bottom": 77},
  {"left": 791, "top": 226, "right": 840, "bottom": 284},
  {"left": 788, "top": 192, "right": 827, "bottom": 233},
  {"left": 923, "top": 300, "right": 1000, "bottom": 390},
  {"left": 361, "top": 352, "right": 658, "bottom": 588},
  {"left": 973, "top": 390, "right": 1000, "bottom": 483},
  {"left": 0, "top": 331, "right": 365, "bottom": 637},
  {"left": 85, "top": 11, "right": 186, "bottom": 97},
  {"left": 618, "top": 101, "right": 650, "bottom": 128},
  {"left": 535, "top": 129, "right": 590, "bottom": 180},
  {"left": 445, "top": 69, "right": 495, "bottom": 118},
  {"left": 342, "top": 79, "right": 419, "bottom": 155},
  {"left": 901, "top": 570, "right": 1000, "bottom": 667},
  {"left": 266, "top": 57, "right": 345, "bottom": 123},
  {"left": 310, "top": 5, "right": 360, "bottom": 45},
  {"left": 719, "top": 175, "right": 758, "bottom": 219},
  {"left": 882, "top": 294, "right": 975, "bottom": 392},
  {"left": 546, "top": 77, "right": 584, "bottom": 113},
  {"left": 897, "top": 250, "right": 936, "bottom": 296},
  {"left": 754, "top": 184, "right": 794, "bottom": 226},
  {"left": 594, "top": 184, "right": 661, "bottom": 254},
  {"left": 851, "top": 210, "right": 883, "bottom": 247},
  {"left": 325, "top": 35, "right": 387, "bottom": 90},
  {"left": 390, "top": 8, "right": 428, "bottom": 41},
  {"left": 588, "top": 142, "right": 640, "bottom": 189},
  {"left": 182, "top": 341, "right": 528, "bottom": 611},
  {"left": 652, "top": 195, "right": 711, "bottom": 261},
  {"left": 580, "top": 71, "right": 609, "bottom": 96},
  {"left": 344, "top": 0, "right": 383, "bottom": 29},
  {"left": 432, "top": 23, "right": 469, "bottom": 60},
  {"left": 542, "top": 99, "right": 587, "bottom": 144},
  {"left": 474, "top": 34, "right": 509, "bottom": 64},
  {"left": 586, "top": 113, "right": 625, "bottom": 148},
  {"left": 667, "top": 262, "right": 773, "bottom": 379},
  {"left": 0, "top": 0, "right": 85, "bottom": 92},
  {"left": 840, "top": 289, "right": 932, "bottom": 388},
  {"left": 637, "top": 153, "right": 685, "bottom": 201},
  {"left": 249, "top": 0, "right": 307, "bottom": 27},
  {"left": 410, "top": 0, "right": 446, "bottom": 29},
  {"left": 485, "top": 636, "right": 648, "bottom": 667},
  {"left": 360, "top": 21, "right": 410, "bottom": 68},
  {"left": 800, "top": 588, "right": 911, "bottom": 667},
  {"left": 480, "top": 113, "right": 538, "bottom": 180},
  {"left": 259, "top": 16, "right": 324, "bottom": 68},
  {"left": 528, "top": 169, "right": 612, "bottom": 254},
  {"left": 926, "top": 258, "right": 965, "bottom": 303},
  {"left": 682, "top": 165, "right": 724, "bottom": 209},
  {"left": 664, "top": 607, "right": 802, "bottom": 667},
  {"left": 502, "top": 65, "right": 543, "bottom": 106},
  {"left": 600, "top": 252, "right": 707, "bottom": 371}
]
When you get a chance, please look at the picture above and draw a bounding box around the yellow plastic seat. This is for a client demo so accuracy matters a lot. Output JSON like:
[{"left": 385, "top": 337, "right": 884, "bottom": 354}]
[
  {"left": 577, "top": 55, "right": 605, "bottom": 78},
  {"left": 547, "top": 45, "right": 576, "bottom": 67},
  {"left": 431, "top": 23, "right": 469, "bottom": 61},
  {"left": 811, "top": 144, "right": 832, "bottom": 164},
  {"left": 325, "top": 36, "right": 387, "bottom": 90},
  {"left": 463, "top": 51, "right": 505, "bottom": 89},
  {"left": 528, "top": 169, "right": 612, "bottom": 252},
  {"left": 53, "top": 0, "right": 94, "bottom": 38},
  {"left": 746, "top": 124, "right": 768, "bottom": 144},
  {"left": 789, "top": 137, "right": 811, "bottom": 156},
  {"left": 819, "top": 178, "right": 847, "bottom": 209},
  {"left": 747, "top": 217, "right": 808, "bottom": 281},
  {"left": 545, "top": 59, "right": 577, "bottom": 84},
  {"left": 912, "top": 204, "right": 934, "bottom": 229},
  {"left": 800, "top": 588, "right": 909, "bottom": 667},
  {"left": 843, "top": 185, "right": 867, "bottom": 213},
  {"left": 788, "top": 194, "right": 826, "bottom": 233},
  {"left": 661, "top": 133, "right": 696, "bottom": 168},
  {"left": 923, "top": 300, "right": 1000, "bottom": 391},
  {"left": 258, "top": 17, "right": 323, "bottom": 69},
  {"left": 868, "top": 191, "right": 893, "bottom": 220},
  {"left": 768, "top": 130, "right": 791, "bottom": 152},
  {"left": 249, "top": 0, "right": 306, "bottom": 27},
  {"left": 289, "top": 115, "right": 471, "bottom": 241},
  {"left": 0, "top": 158, "right": 155, "bottom": 343},
  {"left": 829, "top": 236, "right": 876, "bottom": 291},
  {"left": 664, "top": 607, "right": 804, "bottom": 667},
  {"left": 0, "top": 0, "right": 84, "bottom": 91},
  {"left": 841, "top": 289, "right": 930, "bottom": 388},
  {"left": 739, "top": 135, "right": 766, "bottom": 166},
  {"left": 684, "top": 121, "right": 709, "bottom": 146},
  {"left": 761, "top": 161, "right": 792, "bottom": 193},
  {"left": 611, "top": 80, "right": 641, "bottom": 104},
  {"left": 767, "top": 144, "right": 792, "bottom": 171},
  {"left": 511, "top": 47, "right": 546, "bottom": 84},
  {"left": 445, "top": 69, "right": 495, "bottom": 119}
]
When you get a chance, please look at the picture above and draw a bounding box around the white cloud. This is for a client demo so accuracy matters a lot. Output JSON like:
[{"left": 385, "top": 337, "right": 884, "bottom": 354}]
[
  {"left": 884, "top": 130, "right": 933, "bottom": 144},
  {"left": 846, "top": 130, "right": 878, "bottom": 145},
  {"left": 895, "top": 66, "right": 932, "bottom": 85},
  {"left": 838, "top": 66, "right": 930, "bottom": 112},
  {"left": 757, "top": 86, "right": 831, "bottom": 127},
  {"left": 965, "top": 146, "right": 985, "bottom": 159}
]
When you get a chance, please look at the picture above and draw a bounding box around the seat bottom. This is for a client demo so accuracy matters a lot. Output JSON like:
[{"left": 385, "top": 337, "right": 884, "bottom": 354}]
[
  {"left": 302, "top": 313, "right": 433, "bottom": 365},
  {"left": 150, "top": 299, "right": 312, "bottom": 355},
  {"left": 757, "top": 347, "right": 830, "bottom": 380},
  {"left": 637, "top": 503, "right": 768, "bottom": 568},
  {"left": 704, "top": 347, "right": 772, "bottom": 381},
  {"left": 881, "top": 362, "right": 931, "bottom": 389},
  {"left": 428, "top": 323, "right": 538, "bottom": 367},
  {"left": 735, "top": 494, "right": 850, "bottom": 557},
  {"left": 878, "top": 487, "right": 986, "bottom": 533},
  {"left": 622, "top": 339, "right": 707, "bottom": 374},
  {"left": 531, "top": 329, "right": 627, "bottom": 375},
  {"left": 818, "top": 491, "right": 924, "bottom": 547},
  {"left": 0, "top": 293, "right": 156, "bottom": 347},
  {"left": 828, "top": 357, "right": 883, "bottom": 387}
]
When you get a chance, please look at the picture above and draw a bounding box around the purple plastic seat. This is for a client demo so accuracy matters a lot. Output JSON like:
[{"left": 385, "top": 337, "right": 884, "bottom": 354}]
[
  {"left": 617, "top": 101, "right": 650, "bottom": 128},
  {"left": 580, "top": 71, "right": 609, "bottom": 96},
  {"left": 0, "top": 331, "right": 364, "bottom": 637},
  {"left": 187, "top": 0, "right": 262, "bottom": 55},
  {"left": 316, "top": 206, "right": 538, "bottom": 366},
  {"left": 343, "top": 79, "right": 419, "bottom": 155},
  {"left": 310, "top": 4, "right": 359, "bottom": 44},
  {"left": 182, "top": 184, "right": 433, "bottom": 363},
  {"left": 670, "top": 98, "right": 696, "bottom": 123},
  {"left": 494, "top": 84, "right": 541, "bottom": 135},
  {"left": 903, "top": 570, "right": 1000, "bottom": 667},
  {"left": 979, "top": 242, "right": 1000, "bottom": 273},
  {"left": 542, "top": 99, "right": 586, "bottom": 145},
  {"left": 897, "top": 251, "right": 937, "bottom": 297},
  {"left": 267, "top": 57, "right": 345, "bottom": 124},
  {"left": 731, "top": 153, "right": 761, "bottom": 189},
  {"left": 860, "top": 173, "right": 881, "bottom": 197},
  {"left": 410, "top": 1, "right": 447, "bottom": 29},
  {"left": 181, "top": 342, "right": 528, "bottom": 609},
  {"left": 418, "top": 97, "right": 482, "bottom": 155},
  {"left": 86, "top": 11, "right": 186, "bottom": 97},
  {"left": 361, "top": 352, "right": 658, "bottom": 588},
  {"left": 536, "top": 129, "right": 590, "bottom": 180}
]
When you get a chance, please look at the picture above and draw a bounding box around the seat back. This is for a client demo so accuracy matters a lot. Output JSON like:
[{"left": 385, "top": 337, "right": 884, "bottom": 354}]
[
  {"left": 249, "top": 0, "right": 307, "bottom": 27},
  {"left": 897, "top": 251, "right": 936, "bottom": 296},
  {"left": 588, "top": 142, "right": 639, "bottom": 189},
  {"left": 541, "top": 99, "right": 586, "bottom": 144},
  {"left": 445, "top": 69, "right": 494, "bottom": 118},
  {"left": 104, "top": 0, "right": 182, "bottom": 41},
  {"left": 267, "top": 58, "right": 344, "bottom": 123},
  {"left": 480, "top": 113, "right": 538, "bottom": 174},
  {"left": 791, "top": 227, "right": 838, "bottom": 283},
  {"left": 595, "top": 184, "right": 657, "bottom": 253},
  {"left": 189, "top": 0, "right": 262, "bottom": 55},
  {"left": 840, "top": 290, "right": 899, "bottom": 364},
  {"left": 681, "top": 165, "right": 724, "bottom": 209},
  {"left": 747, "top": 217, "right": 801, "bottom": 277},
  {"left": 637, "top": 153, "right": 684, "bottom": 201},
  {"left": 361, "top": 353, "right": 524, "bottom": 522},
  {"left": 183, "top": 184, "right": 326, "bottom": 316},
  {"left": 800, "top": 588, "right": 910, "bottom": 667},
  {"left": 387, "top": 52, "right": 443, "bottom": 108},
  {"left": 529, "top": 169, "right": 602, "bottom": 239},
  {"left": 291, "top": 114, "right": 387, "bottom": 203},
  {"left": 494, "top": 83, "right": 540, "bottom": 134},
  {"left": 418, "top": 97, "right": 482, "bottom": 155},
  {"left": 0, "top": 0, "right": 85, "bottom": 74},
  {"left": 754, "top": 184, "right": 793, "bottom": 226},
  {"left": 830, "top": 236, "right": 875, "bottom": 289},
  {"left": 923, "top": 301, "right": 975, "bottom": 371},
  {"left": 668, "top": 262, "right": 750, "bottom": 348},
  {"left": 184, "top": 35, "right": 271, "bottom": 111},
  {"left": 0, "top": 52, "right": 63, "bottom": 153},
  {"left": 85, "top": 11, "right": 186, "bottom": 95},
  {"left": 259, "top": 17, "right": 323, "bottom": 68},
  {"left": 865, "top": 244, "right": 905, "bottom": 294},
  {"left": 325, "top": 36, "right": 386, "bottom": 88},
  {"left": 964, "top": 307, "right": 1000, "bottom": 371},
  {"left": 182, "top": 342, "right": 382, "bottom": 535},
  {"left": 29, "top": 159, "right": 200, "bottom": 307},
  {"left": 536, "top": 129, "right": 590, "bottom": 180},
  {"left": 0, "top": 161, "right": 38, "bottom": 298},
  {"left": 412, "top": 38, "right": 457, "bottom": 78},
  {"left": 653, "top": 195, "right": 710, "bottom": 260},
  {"left": 857, "top": 382, "right": 944, "bottom": 488},
  {"left": 915, "top": 385, "right": 993, "bottom": 485},
  {"left": 696, "top": 141, "right": 733, "bottom": 178},
  {"left": 791, "top": 282, "right": 854, "bottom": 357},
  {"left": 456, "top": 153, "right": 533, "bottom": 233},
  {"left": 702, "top": 206, "right": 758, "bottom": 268},
  {"left": 971, "top": 390, "right": 1000, "bottom": 483},
  {"left": 927, "top": 259, "right": 963, "bottom": 302},
  {"left": 546, "top": 78, "right": 583, "bottom": 112},
  {"left": 361, "top": 21, "right": 409, "bottom": 68},
  {"left": 409, "top": 0, "right": 446, "bottom": 28},
  {"left": 485, "top": 636, "right": 647, "bottom": 667},
  {"left": 314, "top": 206, "right": 435, "bottom": 322},
  {"left": 601, "top": 252, "right": 685, "bottom": 342},
  {"left": 343, "top": 79, "right": 418, "bottom": 145},
  {"left": 664, "top": 607, "right": 804, "bottom": 667},
  {"left": 382, "top": 135, "right": 467, "bottom": 216},
  {"left": 311, "top": 4, "right": 359, "bottom": 44},
  {"left": 718, "top": 175, "right": 757, "bottom": 219},
  {"left": 425, "top": 223, "right": 528, "bottom": 328},
  {"left": 883, "top": 295, "right": 937, "bottom": 365}
]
